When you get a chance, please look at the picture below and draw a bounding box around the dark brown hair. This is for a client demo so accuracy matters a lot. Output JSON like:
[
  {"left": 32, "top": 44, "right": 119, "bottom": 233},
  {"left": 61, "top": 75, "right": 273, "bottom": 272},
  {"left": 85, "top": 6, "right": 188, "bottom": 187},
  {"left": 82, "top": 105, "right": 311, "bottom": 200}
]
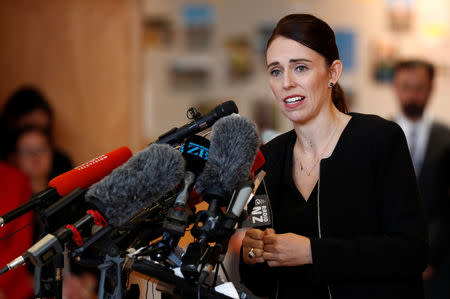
[
  {"left": 266, "top": 14, "right": 348, "bottom": 113},
  {"left": 394, "top": 59, "right": 435, "bottom": 82},
  {"left": 0, "top": 86, "right": 54, "bottom": 161}
]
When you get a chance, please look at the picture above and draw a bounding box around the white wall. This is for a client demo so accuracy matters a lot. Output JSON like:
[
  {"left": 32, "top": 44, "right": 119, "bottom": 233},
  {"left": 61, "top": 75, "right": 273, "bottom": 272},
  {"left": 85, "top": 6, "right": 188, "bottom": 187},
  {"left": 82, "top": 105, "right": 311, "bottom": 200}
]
[{"left": 143, "top": 0, "right": 450, "bottom": 137}]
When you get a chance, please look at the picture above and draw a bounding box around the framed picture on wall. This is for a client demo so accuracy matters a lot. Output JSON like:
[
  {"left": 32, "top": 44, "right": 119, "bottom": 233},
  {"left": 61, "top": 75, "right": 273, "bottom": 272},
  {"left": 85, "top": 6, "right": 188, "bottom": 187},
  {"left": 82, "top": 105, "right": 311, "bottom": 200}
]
[
  {"left": 169, "top": 58, "right": 211, "bottom": 90},
  {"left": 255, "top": 22, "right": 276, "bottom": 55},
  {"left": 370, "top": 38, "right": 398, "bottom": 83},
  {"left": 181, "top": 4, "right": 215, "bottom": 51},
  {"left": 143, "top": 16, "right": 173, "bottom": 48},
  {"left": 386, "top": 0, "right": 414, "bottom": 32},
  {"left": 225, "top": 36, "right": 253, "bottom": 82},
  {"left": 335, "top": 30, "right": 356, "bottom": 72}
]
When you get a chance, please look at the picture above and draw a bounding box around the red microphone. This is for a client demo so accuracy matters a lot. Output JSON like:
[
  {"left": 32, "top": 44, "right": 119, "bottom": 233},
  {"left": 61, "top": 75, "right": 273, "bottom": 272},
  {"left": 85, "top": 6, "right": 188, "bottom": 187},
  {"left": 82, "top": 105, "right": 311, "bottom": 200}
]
[
  {"left": 250, "top": 149, "right": 265, "bottom": 174},
  {"left": 0, "top": 146, "right": 132, "bottom": 227},
  {"left": 49, "top": 146, "right": 132, "bottom": 196}
]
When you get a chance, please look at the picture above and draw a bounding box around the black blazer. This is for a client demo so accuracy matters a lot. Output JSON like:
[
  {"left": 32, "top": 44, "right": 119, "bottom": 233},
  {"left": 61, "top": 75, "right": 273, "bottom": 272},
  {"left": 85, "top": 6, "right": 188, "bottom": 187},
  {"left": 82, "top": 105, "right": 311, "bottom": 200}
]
[
  {"left": 417, "top": 122, "right": 450, "bottom": 267},
  {"left": 240, "top": 113, "right": 428, "bottom": 299}
]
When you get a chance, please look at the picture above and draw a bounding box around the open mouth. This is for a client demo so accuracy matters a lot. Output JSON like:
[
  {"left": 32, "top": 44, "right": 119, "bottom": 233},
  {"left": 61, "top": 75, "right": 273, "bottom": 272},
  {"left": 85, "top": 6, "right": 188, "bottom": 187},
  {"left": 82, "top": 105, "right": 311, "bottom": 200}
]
[{"left": 284, "top": 96, "right": 305, "bottom": 104}]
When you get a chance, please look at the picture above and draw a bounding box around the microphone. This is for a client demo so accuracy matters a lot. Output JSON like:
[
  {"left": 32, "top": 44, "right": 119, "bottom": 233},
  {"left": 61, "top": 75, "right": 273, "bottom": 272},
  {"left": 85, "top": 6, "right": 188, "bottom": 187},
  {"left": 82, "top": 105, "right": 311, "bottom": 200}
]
[
  {"left": 0, "top": 146, "right": 132, "bottom": 227},
  {"left": 197, "top": 170, "right": 267, "bottom": 284},
  {"left": 195, "top": 114, "right": 260, "bottom": 199},
  {"left": 85, "top": 139, "right": 204, "bottom": 257},
  {"left": 0, "top": 144, "right": 185, "bottom": 274},
  {"left": 155, "top": 100, "right": 238, "bottom": 146},
  {"left": 191, "top": 113, "right": 259, "bottom": 244},
  {"left": 226, "top": 180, "right": 254, "bottom": 220},
  {"left": 149, "top": 135, "right": 210, "bottom": 263},
  {"left": 85, "top": 143, "right": 186, "bottom": 227},
  {"left": 197, "top": 180, "right": 254, "bottom": 283},
  {"left": 166, "top": 135, "right": 210, "bottom": 223},
  {"left": 0, "top": 210, "right": 109, "bottom": 271},
  {"left": 240, "top": 193, "right": 273, "bottom": 229},
  {"left": 178, "top": 134, "right": 210, "bottom": 177},
  {"left": 181, "top": 114, "right": 260, "bottom": 280},
  {"left": 250, "top": 149, "right": 265, "bottom": 175}
]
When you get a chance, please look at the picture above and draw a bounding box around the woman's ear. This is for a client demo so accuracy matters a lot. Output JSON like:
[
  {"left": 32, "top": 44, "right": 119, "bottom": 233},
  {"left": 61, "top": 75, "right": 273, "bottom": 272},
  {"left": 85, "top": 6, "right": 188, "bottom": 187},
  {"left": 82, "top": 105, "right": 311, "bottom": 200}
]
[{"left": 329, "top": 60, "right": 343, "bottom": 84}]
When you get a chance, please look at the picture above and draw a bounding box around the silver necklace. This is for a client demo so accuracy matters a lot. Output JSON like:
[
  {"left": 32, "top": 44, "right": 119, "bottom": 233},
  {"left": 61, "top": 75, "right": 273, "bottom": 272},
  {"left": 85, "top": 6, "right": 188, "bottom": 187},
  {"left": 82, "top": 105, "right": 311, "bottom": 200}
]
[{"left": 299, "top": 122, "right": 340, "bottom": 176}]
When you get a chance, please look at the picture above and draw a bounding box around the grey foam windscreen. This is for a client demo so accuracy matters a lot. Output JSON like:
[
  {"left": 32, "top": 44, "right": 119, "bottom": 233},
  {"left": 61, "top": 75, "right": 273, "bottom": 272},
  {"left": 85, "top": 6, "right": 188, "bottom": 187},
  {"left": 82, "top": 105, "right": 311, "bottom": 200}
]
[
  {"left": 86, "top": 144, "right": 185, "bottom": 226},
  {"left": 195, "top": 114, "right": 260, "bottom": 195}
]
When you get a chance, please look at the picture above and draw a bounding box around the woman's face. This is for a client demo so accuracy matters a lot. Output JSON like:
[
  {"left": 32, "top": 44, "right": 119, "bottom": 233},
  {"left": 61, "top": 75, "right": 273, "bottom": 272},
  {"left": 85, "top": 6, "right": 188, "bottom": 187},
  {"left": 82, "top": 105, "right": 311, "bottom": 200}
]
[
  {"left": 15, "top": 131, "right": 52, "bottom": 180},
  {"left": 266, "top": 36, "right": 333, "bottom": 124}
]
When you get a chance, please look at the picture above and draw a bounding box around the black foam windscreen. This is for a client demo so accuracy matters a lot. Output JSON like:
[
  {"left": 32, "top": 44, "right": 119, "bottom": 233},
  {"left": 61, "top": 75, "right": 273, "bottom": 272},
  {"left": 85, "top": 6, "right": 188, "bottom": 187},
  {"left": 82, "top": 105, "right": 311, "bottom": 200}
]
[
  {"left": 85, "top": 144, "right": 185, "bottom": 227},
  {"left": 179, "top": 135, "right": 210, "bottom": 177}
]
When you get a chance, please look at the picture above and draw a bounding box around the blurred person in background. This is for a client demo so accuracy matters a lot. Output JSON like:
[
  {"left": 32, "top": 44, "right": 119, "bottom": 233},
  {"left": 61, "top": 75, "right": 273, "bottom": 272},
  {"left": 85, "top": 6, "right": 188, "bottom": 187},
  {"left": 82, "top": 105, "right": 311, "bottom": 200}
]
[
  {"left": 6, "top": 126, "right": 58, "bottom": 240},
  {"left": 392, "top": 60, "right": 450, "bottom": 299},
  {"left": 8, "top": 127, "right": 97, "bottom": 299},
  {"left": 0, "top": 161, "right": 34, "bottom": 299},
  {"left": 6, "top": 127, "right": 97, "bottom": 299},
  {"left": 252, "top": 99, "right": 281, "bottom": 143},
  {"left": 7, "top": 126, "right": 53, "bottom": 194},
  {"left": 1, "top": 87, "right": 97, "bottom": 298},
  {"left": 0, "top": 86, "right": 73, "bottom": 178}
]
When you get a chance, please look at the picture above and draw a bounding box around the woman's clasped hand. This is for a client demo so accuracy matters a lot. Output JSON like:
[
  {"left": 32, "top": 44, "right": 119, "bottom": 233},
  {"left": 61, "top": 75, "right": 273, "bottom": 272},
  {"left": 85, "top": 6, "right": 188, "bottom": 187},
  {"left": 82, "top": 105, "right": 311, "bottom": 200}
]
[{"left": 243, "top": 228, "right": 313, "bottom": 267}]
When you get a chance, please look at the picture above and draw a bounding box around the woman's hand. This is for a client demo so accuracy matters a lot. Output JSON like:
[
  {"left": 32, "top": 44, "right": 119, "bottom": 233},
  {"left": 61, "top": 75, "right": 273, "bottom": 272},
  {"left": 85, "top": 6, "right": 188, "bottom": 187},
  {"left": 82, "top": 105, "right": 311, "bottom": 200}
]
[
  {"left": 242, "top": 228, "right": 266, "bottom": 264},
  {"left": 63, "top": 272, "right": 97, "bottom": 299},
  {"left": 422, "top": 264, "right": 435, "bottom": 280},
  {"left": 263, "top": 228, "right": 313, "bottom": 267}
]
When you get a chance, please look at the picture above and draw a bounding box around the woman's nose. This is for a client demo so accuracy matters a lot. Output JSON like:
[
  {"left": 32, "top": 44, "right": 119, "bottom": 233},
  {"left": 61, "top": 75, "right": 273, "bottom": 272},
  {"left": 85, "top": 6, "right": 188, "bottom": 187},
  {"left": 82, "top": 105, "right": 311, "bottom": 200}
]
[{"left": 282, "top": 71, "right": 296, "bottom": 89}]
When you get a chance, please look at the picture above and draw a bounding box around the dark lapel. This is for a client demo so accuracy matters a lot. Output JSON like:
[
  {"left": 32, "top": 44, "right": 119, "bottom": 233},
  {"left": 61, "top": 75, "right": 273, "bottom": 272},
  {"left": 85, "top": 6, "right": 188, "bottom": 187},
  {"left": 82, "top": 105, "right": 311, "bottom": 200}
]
[{"left": 418, "top": 122, "right": 449, "bottom": 182}]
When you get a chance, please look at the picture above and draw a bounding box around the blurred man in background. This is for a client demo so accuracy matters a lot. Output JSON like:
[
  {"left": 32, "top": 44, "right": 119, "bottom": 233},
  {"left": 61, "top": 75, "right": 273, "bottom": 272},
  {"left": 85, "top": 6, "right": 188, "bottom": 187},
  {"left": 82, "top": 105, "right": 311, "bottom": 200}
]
[{"left": 393, "top": 60, "right": 450, "bottom": 299}]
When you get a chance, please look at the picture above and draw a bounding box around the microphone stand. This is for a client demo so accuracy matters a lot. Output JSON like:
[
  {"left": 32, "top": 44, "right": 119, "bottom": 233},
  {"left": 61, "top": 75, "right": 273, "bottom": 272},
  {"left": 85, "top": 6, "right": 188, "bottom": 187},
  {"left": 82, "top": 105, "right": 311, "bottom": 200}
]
[
  {"left": 70, "top": 227, "right": 126, "bottom": 299},
  {"left": 32, "top": 188, "right": 89, "bottom": 299},
  {"left": 123, "top": 188, "right": 260, "bottom": 299},
  {"left": 128, "top": 258, "right": 260, "bottom": 299},
  {"left": 197, "top": 213, "right": 238, "bottom": 286},
  {"left": 181, "top": 194, "right": 225, "bottom": 282},
  {"left": 189, "top": 180, "right": 254, "bottom": 287},
  {"left": 97, "top": 246, "right": 124, "bottom": 299},
  {"left": 33, "top": 209, "right": 64, "bottom": 299}
]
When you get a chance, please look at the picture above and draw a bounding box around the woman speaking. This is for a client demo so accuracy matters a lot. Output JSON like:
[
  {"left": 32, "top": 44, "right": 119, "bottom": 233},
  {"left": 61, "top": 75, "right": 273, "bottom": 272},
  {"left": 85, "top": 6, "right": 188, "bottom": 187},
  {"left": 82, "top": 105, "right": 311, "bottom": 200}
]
[{"left": 240, "top": 14, "right": 428, "bottom": 299}]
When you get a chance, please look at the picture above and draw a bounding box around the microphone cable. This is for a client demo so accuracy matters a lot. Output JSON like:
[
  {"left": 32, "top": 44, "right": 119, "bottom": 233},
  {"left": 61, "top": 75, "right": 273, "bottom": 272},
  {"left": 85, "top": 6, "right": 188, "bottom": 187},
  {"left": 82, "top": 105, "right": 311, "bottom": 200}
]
[{"left": 0, "top": 221, "right": 33, "bottom": 241}]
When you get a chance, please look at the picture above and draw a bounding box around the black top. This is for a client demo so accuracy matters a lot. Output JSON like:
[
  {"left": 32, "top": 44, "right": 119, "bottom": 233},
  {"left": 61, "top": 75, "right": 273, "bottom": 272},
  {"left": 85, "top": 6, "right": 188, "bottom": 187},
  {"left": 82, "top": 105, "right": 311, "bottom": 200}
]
[
  {"left": 276, "top": 133, "right": 328, "bottom": 299},
  {"left": 240, "top": 113, "right": 428, "bottom": 299}
]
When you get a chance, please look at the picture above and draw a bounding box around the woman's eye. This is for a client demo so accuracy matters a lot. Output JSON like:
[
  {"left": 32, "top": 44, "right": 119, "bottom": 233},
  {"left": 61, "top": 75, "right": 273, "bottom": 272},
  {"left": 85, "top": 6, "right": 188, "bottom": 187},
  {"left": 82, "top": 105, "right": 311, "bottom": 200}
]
[
  {"left": 295, "top": 65, "right": 307, "bottom": 72},
  {"left": 270, "top": 69, "right": 281, "bottom": 77}
]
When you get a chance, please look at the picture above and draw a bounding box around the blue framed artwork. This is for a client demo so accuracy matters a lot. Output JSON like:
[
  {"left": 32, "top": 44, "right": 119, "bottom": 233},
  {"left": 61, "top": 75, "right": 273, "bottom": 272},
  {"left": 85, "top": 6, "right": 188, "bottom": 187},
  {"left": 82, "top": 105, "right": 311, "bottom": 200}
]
[
  {"left": 335, "top": 30, "right": 356, "bottom": 72},
  {"left": 181, "top": 4, "right": 215, "bottom": 50}
]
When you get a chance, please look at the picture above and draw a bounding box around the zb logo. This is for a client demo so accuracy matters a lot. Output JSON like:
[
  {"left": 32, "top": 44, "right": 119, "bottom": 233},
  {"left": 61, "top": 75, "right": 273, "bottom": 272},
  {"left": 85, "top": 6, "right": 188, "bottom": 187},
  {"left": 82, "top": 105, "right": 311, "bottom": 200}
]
[{"left": 180, "top": 142, "right": 209, "bottom": 160}]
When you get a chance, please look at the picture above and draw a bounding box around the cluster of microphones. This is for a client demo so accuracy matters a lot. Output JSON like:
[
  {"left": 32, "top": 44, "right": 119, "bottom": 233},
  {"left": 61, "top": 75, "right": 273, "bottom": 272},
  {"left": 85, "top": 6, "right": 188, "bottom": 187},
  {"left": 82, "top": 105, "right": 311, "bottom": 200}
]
[{"left": 0, "top": 100, "right": 270, "bottom": 299}]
